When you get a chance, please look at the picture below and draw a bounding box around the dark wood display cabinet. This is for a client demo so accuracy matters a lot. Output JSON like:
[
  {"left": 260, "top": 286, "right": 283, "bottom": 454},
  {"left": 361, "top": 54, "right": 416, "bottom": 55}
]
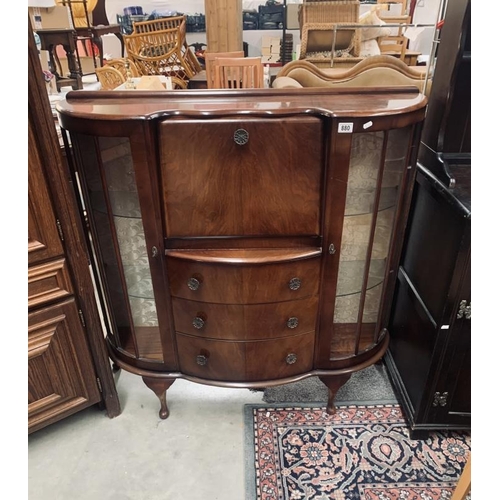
[
  {"left": 385, "top": 164, "right": 470, "bottom": 439},
  {"left": 56, "top": 86, "right": 427, "bottom": 418},
  {"left": 384, "top": 0, "right": 471, "bottom": 439},
  {"left": 28, "top": 21, "right": 121, "bottom": 434}
]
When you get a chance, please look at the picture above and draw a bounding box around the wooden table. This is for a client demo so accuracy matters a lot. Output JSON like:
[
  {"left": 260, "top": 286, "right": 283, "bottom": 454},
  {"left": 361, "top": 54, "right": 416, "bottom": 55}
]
[{"left": 36, "top": 29, "right": 83, "bottom": 91}]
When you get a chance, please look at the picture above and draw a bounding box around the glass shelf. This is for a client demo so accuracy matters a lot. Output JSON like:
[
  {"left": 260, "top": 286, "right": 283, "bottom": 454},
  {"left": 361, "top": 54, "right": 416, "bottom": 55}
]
[{"left": 336, "top": 259, "right": 385, "bottom": 297}]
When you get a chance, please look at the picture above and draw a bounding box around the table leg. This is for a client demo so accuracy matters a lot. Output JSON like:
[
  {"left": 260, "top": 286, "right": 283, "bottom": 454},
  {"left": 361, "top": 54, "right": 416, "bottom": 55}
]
[{"left": 63, "top": 42, "right": 83, "bottom": 89}]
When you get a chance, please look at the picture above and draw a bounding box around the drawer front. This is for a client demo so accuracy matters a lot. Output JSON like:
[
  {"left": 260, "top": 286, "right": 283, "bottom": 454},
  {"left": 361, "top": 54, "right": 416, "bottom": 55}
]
[
  {"left": 176, "top": 331, "right": 315, "bottom": 381},
  {"left": 172, "top": 296, "right": 318, "bottom": 340},
  {"left": 167, "top": 256, "right": 320, "bottom": 304},
  {"left": 28, "top": 258, "right": 73, "bottom": 310},
  {"left": 160, "top": 117, "right": 323, "bottom": 237}
]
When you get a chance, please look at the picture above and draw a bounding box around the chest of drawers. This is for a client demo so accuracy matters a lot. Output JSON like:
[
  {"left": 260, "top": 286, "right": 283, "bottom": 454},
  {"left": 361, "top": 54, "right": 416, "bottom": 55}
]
[{"left": 57, "top": 87, "right": 427, "bottom": 418}]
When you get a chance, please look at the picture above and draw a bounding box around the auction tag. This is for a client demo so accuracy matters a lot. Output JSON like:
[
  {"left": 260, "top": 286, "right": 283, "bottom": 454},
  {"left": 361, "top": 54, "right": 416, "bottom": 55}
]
[{"left": 338, "top": 122, "right": 353, "bottom": 133}]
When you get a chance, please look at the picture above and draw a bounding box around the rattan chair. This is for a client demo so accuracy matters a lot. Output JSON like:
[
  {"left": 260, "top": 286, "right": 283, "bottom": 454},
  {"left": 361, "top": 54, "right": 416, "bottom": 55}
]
[
  {"left": 212, "top": 57, "right": 264, "bottom": 89},
  {"left": 124, "top": 23, "right": 197, "bottom": 82},
  {"left": 128, "top": 16, "right": 201, "bottom": 77},
  {"left": 205, "top": 51, "right": 245, "bottom": 89},
  {"left": 95, "top": 58, "right": 139, "bottom": 90}
]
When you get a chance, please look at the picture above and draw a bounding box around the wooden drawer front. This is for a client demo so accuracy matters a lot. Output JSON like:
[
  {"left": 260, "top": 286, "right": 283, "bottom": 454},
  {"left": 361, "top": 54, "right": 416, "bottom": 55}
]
[
  {"left": 28, "top": 258, "right": 73, "bottom": 310},
  {"left": 172, "top": 296, "right": 318, "bottom": 340},
  {"left": 167, "top": 257, "right": 320, "bottom": 304},
  {"left": 28, "top": 299, "right": 101, "bottom": 432},
  {"left": 160, "top": 117, "right": 323, "bottom": 237},
  {"left": 176, "top": 331, "right": 315, "bottom": 381}
]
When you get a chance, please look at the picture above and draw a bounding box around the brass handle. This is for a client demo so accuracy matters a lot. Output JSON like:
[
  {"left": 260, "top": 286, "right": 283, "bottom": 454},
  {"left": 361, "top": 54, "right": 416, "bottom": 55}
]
[
  {"left": 196, "top": 354, "right": 208, "bottom": 366},
  {"left": 289, "top": 278, "right": 301, "bottom": 291},
  {"left": 287, "top": 317, "right": 299, "bottom": 329},
  {"left": 457, "top": 300, "right": 471, "bottom": 319},
  {"left": 234, "top": 128, "right": 249, "bottom": 145},
  {"left": 187, "top": 277, "right": 200, "bottom": 291},
  {"left": 193, "top": 316, "right": 205, "bottom": 329},
  {"left": 286, "top": 353, "right": 297, "bottom": 365}
]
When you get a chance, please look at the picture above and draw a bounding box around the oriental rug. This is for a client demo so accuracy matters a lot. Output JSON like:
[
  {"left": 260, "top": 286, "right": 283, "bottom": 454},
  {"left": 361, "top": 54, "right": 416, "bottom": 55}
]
[{"left": 244, "top": 403, "right": 471, "bottom": 500}]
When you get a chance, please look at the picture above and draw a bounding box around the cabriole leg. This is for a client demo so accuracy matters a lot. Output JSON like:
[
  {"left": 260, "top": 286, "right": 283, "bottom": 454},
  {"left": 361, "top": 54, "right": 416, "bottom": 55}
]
[
  {"left": 319, "top": 374, "right": 352, "bottom": 415},
  {"left": 142, "top": 377, "right": 176, "bottom": 419}
]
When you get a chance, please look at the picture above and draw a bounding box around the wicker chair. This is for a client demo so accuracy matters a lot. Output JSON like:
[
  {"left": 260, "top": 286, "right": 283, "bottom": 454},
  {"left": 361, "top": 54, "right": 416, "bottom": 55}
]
[
  {"left": 212, "top": 57, "right": 264, "bottom": 89},
  {"left": 299, "top": 1, "right": 362, "bottom": 68},
  {"left": 128, "top": 16, "right": 201, "bottom": 77},
  {"left": 95, "top": 58, "right": 139, "bottom": 90}
]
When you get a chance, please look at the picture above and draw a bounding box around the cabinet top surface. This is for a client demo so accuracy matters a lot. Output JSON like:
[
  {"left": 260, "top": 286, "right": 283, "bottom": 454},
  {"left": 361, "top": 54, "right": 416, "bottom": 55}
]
[{"left": 56, "top": 88, "right": 427, "bottom": 121}]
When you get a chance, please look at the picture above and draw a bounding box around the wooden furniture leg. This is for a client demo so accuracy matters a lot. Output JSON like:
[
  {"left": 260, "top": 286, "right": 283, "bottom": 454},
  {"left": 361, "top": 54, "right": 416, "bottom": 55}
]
[
  {"left": 451, "top": 454, "right": 471, "bottom": 500},
  {"left": 142, "top": 377, "right": 176, "bottom": 419},
  {"left": 319, "top": 374, "right": 352, "bottom": 415}
]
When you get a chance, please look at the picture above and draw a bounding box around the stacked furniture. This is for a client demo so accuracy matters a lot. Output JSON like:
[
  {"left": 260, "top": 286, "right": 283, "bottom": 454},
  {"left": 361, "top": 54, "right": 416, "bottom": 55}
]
[
  {"left": 123, "top": 16, "right": 201, "bottom": 83},
  {"left": 56, "top": 84, "right": 427, "bottom": 419}
]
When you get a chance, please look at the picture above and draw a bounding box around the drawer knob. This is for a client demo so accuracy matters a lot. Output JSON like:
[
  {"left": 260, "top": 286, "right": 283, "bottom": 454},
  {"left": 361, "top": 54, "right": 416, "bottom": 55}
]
[
  {"left": 286, "top": 353, "right": 297, "bottom": 365},
  {"left": 289, "top": 277, "right": 301, "bottom": 291},
  {"left": 196, "top": 354, "right": 208, "bottom": 366},
  {"left": 187, "top": 277, "right": 200, "bottom": 291},
  {"left": 193, "top": 316, "right": 205, "bottom": 329},
  {"left": 234, "top": 128, "right": 249, "bottom": 146},
  {"left": 287, "top": 317, "right": 299, "bottom": 329}
]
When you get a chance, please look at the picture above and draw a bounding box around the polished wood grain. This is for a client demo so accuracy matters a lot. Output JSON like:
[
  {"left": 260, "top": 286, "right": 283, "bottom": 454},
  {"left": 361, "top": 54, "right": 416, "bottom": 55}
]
[
  {"left": 58, "top": 80, "right": 428, "bottom": 419},
  {"left": 172, "top": 295, "right": 318, "bottom": 340},
  {"left": 160, "top": 117, "right": 323, "bottom": 237},
  {"left": 56, "top": 87, "right": 427, "bottom": 125},
  {"left": 176, "top": 330, "right": 315, "bottom": 381},
  {"left": 165, "top": 248, "right": 322, "bottom": 263},
  {"left": 166, "top": 255, "right": 321, "bottom": 304},
  {"left": 28, "top": 258, "right": 73, "bottom": 309}
]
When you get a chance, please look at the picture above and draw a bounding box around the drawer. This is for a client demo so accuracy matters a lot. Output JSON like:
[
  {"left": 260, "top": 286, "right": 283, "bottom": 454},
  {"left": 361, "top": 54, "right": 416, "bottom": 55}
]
[
  {"left": 172, "top": 295, "right": 318, "bottom": 340},
  {"left": 160, "top": 117, "right": 323, "bottom": 237},
  {"left": 167, "top": 253, "right": 321, "bottom": 304},
  {"left": 28, "top": 258, "right": 73, "bottom": 310},
  {"left": 176, "top": 330, "right": 315, "bottom": 381}
]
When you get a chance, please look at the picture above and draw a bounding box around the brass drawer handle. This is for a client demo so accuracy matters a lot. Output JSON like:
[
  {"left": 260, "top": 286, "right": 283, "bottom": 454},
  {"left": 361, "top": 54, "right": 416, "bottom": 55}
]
[
  {"left": 289, "top": 277, "right": 301, "bottom": 291},
  {"left": 196, "top": 354, "right": 208, "bottom": 366},
  {"left": 287, "top": 317, "right": 299, "bottom": 329},
  {"left": 286, "top": 353, "right": 297, "bottom": 365},
  {"left": 193, "top": 316, "right": 205, "bottom": 329},
  {"left": 187, "top": 277, "right": 200, "bottom": 291},
  {"left": 234, "top": 128, "right": 249, "bottom": 145}
]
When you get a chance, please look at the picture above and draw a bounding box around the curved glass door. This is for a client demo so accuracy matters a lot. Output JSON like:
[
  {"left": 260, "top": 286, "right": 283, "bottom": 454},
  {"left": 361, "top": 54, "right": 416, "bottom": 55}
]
[
  {"left": 331, "top": 127, "right": 412, "bottom": 359},
  {"left": 75, "top": 135, "right": 163, "bottom": 362}
]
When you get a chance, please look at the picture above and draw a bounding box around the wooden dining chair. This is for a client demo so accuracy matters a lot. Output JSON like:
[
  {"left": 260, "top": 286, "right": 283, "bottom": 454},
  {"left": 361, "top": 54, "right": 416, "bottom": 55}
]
[
  {"left": 212, "top": 57, "right": 264, "bottom": 89},
  {"left": 204, "top": 51, "right": 245, "bottom": 89},
  {"left": 377, "top": 15, "right": 411, "bottom": 61}
]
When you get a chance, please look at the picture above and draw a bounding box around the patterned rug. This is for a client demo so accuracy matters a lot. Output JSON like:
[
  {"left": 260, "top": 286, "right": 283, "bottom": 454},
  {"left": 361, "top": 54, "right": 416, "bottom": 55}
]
[{"left": 244, "top": 403, "right": 471, "bottom": 500}]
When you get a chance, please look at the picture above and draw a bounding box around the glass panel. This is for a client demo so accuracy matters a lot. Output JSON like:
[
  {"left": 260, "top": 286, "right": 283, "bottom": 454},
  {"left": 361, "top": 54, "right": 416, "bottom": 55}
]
[
  {"left": 331, "top": 127, "right": 412, "bottom": 359},
  {"left": 77, "top": 134, "right": 162, "bottom": 361},
  {"left": 361, "top": 127, "right": 411, "bottom": 329}
]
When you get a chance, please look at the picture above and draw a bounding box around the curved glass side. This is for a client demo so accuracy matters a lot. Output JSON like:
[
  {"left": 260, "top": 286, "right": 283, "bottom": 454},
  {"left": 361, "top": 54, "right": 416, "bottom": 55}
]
[
  {"left": 75, "top": 134, "right": 163, "bottom": 362},
  {"left": 331, "top": 127, "right": 411, "bottom": 359}
]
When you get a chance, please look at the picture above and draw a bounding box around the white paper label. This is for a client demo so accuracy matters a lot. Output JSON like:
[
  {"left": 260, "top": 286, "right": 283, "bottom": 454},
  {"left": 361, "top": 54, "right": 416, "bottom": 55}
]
[{"left": 338, "top": 122, "right": 354, "bottom": 133}]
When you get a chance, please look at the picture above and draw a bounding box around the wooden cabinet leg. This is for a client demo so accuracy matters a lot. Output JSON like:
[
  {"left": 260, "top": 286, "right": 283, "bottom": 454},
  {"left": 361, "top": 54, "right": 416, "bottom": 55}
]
[
  {"left": 319, "top": 374, "right": 352, "bottom": 415},
  {"left": 142, "top": 377, "right": 176, "bottom": 419}
]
